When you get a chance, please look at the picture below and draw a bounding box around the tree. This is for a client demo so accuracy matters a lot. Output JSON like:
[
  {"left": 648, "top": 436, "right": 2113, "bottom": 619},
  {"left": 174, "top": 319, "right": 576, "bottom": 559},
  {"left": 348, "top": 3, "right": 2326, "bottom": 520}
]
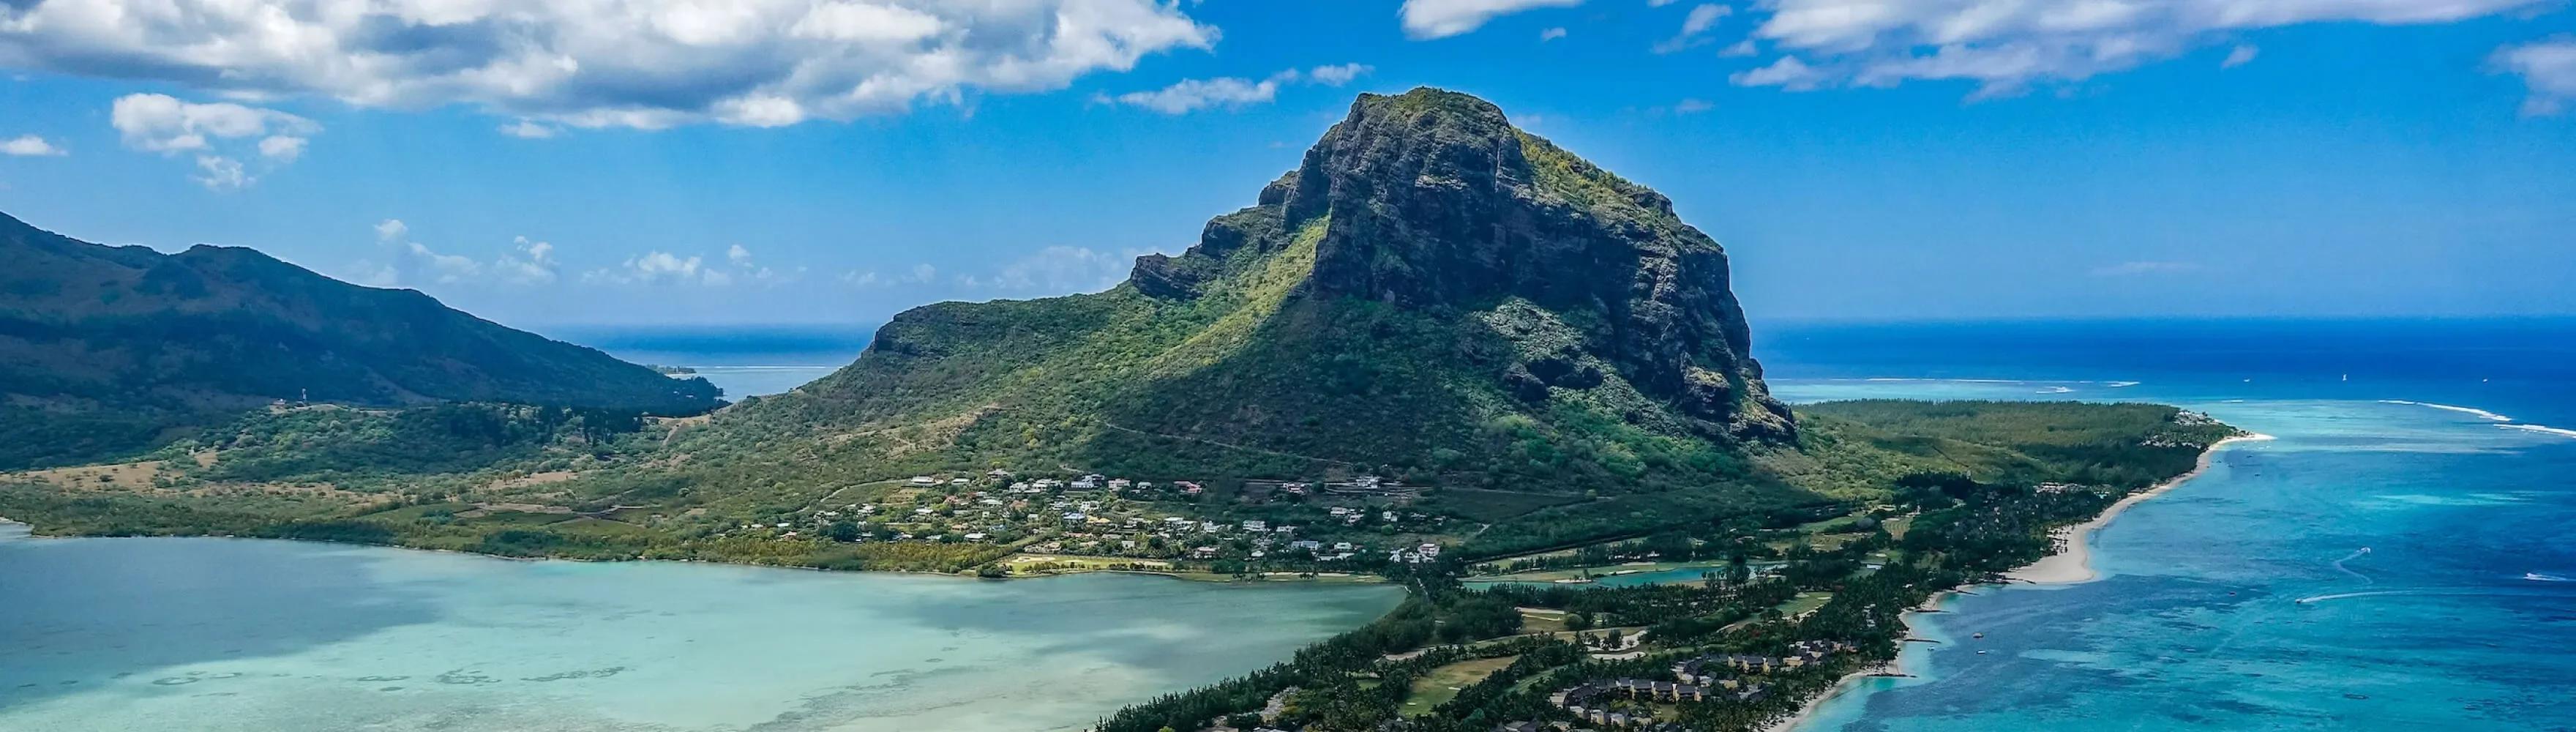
[{"left": 826, "top": 520, "right": 861, "bottom": 542}]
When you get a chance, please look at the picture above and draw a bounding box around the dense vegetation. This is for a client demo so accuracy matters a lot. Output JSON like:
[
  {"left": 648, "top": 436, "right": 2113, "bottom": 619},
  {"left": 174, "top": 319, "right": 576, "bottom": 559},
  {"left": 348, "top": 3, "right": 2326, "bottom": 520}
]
[
  {"left": 0, "top": 209, "right": 722, "bottom": 469},
  {"left": 1089, "top": 408, "right": 2236, "bottom": 731}
]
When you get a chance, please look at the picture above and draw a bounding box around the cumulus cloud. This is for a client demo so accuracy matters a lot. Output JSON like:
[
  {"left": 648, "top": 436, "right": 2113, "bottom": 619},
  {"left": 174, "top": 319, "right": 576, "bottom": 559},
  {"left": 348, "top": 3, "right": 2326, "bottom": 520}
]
[
  {"left": 1, "top": 134, "right": 65, "bottom": 156},
  {"left": 1732, "top": 0, "right": 2550, "bottom": 97},
  {"left": 1733, "top": 56, "right": 1825, "bottom": 90},
  {"left": 110, "top": 93, "right": 318, "bottom": 188},
  {"left": 2092, "top": 261, "right": 2201, "bottom": 277},
  {"left": 1540, "top": 27, "right": 1569, "bottom": 42},
  {"left": 356, "top": 219, "right": 561, "bottom": 287},
  {"left": 1652, "top": 4, "right": 1732, "bottom": 54},
  {"left": 1308, "top": 63, "right": 1373, "bottom": 87},
  {"left": 586, "top": 243, "right": 796, "bottom": 286},
  {"left": 2494, "top": 37, "right": 2576, "bottom": 117},
  {"left": 1104, "top": 64, "right": 1374, "bottom": 114},
  {"left": 589, "top": 252, "right": 714, "bottom": 285},
  {"left": 1, "top": 0, "right": 1216, "bottom": 131},
  {"left": 494, "top": 237, "right": 561, "bottom": 285},
  {"left": 1401, "top": 0, "right": 1584, "bottom": 40},
  {"left": 1107, "top": 77, "right": 1284, "bottom": 113}
]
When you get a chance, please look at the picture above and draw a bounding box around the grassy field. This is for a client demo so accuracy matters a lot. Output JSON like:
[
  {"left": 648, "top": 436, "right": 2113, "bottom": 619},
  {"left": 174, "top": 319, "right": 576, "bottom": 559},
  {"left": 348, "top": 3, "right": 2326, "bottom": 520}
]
[
  {"left": 1401, "top": 655, "right": 1519, "bottom": 714},
  {"left": 1516, "top": 606, "right": 1570, "bottom": 632},
  {"left": 1775, "top": 591, "right": 1834, "bottom": 619},
  {"left": 1468, "top": 558, "right": 1737, "bottom": 583},
  {"left": 1426, "top": 487, "right": 1588, "bottom": 523}
]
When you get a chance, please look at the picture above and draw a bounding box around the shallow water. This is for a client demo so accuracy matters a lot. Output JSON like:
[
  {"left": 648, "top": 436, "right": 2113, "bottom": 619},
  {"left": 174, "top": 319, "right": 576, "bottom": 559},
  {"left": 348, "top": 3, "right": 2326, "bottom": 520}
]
[
  {"left": 0, "top": 531, "right": 1399, "bottom": 732},
  {"left": 1766, "top": 319, "right": 2576, "bottom": 731}
]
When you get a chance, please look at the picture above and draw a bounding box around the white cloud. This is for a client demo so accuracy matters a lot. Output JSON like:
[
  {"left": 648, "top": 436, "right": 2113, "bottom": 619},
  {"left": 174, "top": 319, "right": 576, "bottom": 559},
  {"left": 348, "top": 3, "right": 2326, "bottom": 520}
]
[
  {"left": 111, "top": 93, "right": 318, "bottom": 188},
  {"left": 362, "top": 220, "right": 559, "bottom": 287},
  {"left": 1737, "top": 0, "right": 2549, "bottom": 96},
  {"left": 1308, "top": 63, "right": 1374, "bottom": 87},
  {"left": 1107, "top": 76, "right": 1284, "bottom": 113},
  {"left": 192, "top": 155, "right": 249, "bottom": 190},
  {"left": 2092, "top": 261, "right": 2201, "bottom": 277},
  {"left": 405, "top": 241, "right": 485, "bottom": 283},
  {"left": 590, "top": 251, "right": 712, "bottom": 285},
  {"left": 1540, "top": 27, "right": 1569, "bottom": 42},
  {"left": 1, "top": 134, "right": 65, "bottom": 156},
  {"left": 2222, "top": 45, "right": 2260, "bottom": 69},
  {"left": 1720, "top": 39, "right": 1759, "bottom": 57},
  {"left": 1653, "top": 4, "right": 1733, "bottom": 54},
  {"left": 1401, "top": 0, "right": 1585, "bottom": 40},
  {"left": 584, "top": 243, "right": 798, "bottom": 287},
  {"left": 2495, "top": 37, "right": 2576, "bottom": 117},
  {"left": 498, "top": 120, "right": 559, "bottom": 139},
  {"left": 2, "top": 1, "right": 1216, "bottom": 132},
  {"left": 257, "top": 135, "right": 306, "bottom": 162},
  {"left": 1673, "top": 98, "right": 1714, "bottom": 113},
  {"left": 494, "top": 237, "right": 560, "bottom": 285},
  {"left": 1105, "top": 64, "right": 1373, "bottom": 114},
  {"left": 1733, "top": 56, "right": 1826, "bottom": 90}
]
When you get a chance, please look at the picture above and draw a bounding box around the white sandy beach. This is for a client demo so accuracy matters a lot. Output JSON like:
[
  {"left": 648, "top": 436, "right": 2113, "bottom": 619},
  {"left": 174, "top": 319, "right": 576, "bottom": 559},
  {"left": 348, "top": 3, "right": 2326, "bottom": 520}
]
[
  {"left": 2004, "top": 433, "right": 2274, "bottom": 585},
  {"left": 1770, "top": 433, "right": 2272, "bottom": 732}
]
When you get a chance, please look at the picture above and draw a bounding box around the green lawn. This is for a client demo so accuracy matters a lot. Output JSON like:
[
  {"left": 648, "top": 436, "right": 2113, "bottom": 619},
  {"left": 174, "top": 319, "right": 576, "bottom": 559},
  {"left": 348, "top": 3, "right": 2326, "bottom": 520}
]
[
  {"left": 1775, "top": 591, "right": 1834, "bottom": 619},
  {"left": 1401, "top": 656, "right": 1518, "bottom": 714}
]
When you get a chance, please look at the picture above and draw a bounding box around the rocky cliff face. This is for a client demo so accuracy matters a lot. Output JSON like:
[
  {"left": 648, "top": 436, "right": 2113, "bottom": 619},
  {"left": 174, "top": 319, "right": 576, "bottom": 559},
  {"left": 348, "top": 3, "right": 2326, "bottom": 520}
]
[{"left": 1132, "top": 88, "right": 1792, "bottom": 441}]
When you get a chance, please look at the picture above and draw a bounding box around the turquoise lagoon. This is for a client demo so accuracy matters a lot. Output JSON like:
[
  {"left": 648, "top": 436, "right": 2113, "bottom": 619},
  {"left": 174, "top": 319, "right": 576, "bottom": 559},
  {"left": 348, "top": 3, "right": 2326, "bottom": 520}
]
[
  {"left": 0, "top": 531, "right": 1399, "bottom": 732},
  {"left": 1764, "top": 319, "right": 2576, "bottom": 731}
]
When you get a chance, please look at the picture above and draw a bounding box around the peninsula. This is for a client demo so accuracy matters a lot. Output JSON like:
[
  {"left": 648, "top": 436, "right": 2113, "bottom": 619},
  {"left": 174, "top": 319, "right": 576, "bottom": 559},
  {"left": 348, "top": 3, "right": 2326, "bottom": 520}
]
[{"left": 0, "top": 89, "right": 2240, "bottom": 732}]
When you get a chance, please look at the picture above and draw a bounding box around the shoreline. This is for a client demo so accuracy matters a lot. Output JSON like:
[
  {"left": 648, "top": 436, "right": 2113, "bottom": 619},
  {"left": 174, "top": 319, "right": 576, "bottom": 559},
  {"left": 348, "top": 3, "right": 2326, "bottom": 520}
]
[
  {"left": 2003, "top": 432, "right": 2274, "bottom": 585},
  {"left": 0, "top": 518, "right": 1366, "bottom": 586},
  {"left": 1768, "top": 432, "right": 2270, "bottom": 732}
]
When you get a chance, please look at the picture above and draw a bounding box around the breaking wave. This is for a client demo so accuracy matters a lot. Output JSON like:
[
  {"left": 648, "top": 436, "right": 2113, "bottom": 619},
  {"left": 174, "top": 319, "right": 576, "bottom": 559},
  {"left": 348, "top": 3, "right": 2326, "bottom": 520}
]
[
  {"left": 2379, "top": 400, "right": 2512, "bottom": 422},
  {"left": 2501, "top": 424, "right": 2576, "bottom": 439}
]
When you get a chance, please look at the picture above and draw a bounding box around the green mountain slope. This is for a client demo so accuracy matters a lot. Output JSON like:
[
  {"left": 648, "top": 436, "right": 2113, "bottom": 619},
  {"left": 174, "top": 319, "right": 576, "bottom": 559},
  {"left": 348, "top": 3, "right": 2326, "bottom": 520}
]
[
  {"left": 679, "top": 88, "right": 1799, "bottom": 522},
  {"left": 0, "top": 211, "right": 723, "bottom": 468}
]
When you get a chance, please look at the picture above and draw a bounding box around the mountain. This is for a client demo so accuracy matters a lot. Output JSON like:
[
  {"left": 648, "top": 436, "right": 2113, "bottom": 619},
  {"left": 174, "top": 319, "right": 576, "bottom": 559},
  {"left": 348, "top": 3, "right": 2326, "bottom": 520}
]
[
  {"left": 688, "top": 88, "right": 1800, "bottom": 534},
  {"left": 0, "top": 211, "right": 723, "bottom": 468}
]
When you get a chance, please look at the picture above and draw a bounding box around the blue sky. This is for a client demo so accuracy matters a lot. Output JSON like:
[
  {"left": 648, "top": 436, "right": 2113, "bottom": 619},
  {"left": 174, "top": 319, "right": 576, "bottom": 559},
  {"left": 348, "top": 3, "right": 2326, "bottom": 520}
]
[{"left": 2, "top": 0, "right": 2572, "bottom": 327}]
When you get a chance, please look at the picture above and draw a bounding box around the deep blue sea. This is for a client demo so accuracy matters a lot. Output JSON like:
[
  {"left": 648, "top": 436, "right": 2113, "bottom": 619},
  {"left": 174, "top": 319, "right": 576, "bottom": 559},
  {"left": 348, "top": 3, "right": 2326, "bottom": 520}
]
[
  {"left": 541, "top": 324, "right": 875, "bottom": 398},
  {"left": 1759, "top": 319, "right": 2576, "bottom": 731}
]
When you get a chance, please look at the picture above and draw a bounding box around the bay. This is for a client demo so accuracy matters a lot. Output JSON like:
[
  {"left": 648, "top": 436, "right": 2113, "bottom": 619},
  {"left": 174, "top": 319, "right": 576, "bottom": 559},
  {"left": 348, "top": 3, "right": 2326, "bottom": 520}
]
[{"left": 0, "top": 529, "right": 1399, "bottom": 732}]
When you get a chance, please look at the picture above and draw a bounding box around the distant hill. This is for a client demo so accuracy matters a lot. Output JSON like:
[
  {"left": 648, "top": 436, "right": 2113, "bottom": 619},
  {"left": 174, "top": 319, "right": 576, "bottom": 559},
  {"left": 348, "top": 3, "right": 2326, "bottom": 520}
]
[
  {"left": 679, "top": 88, "right": 1800, "bottom": 531},
  {"left": 0, "top": 211, "right": 723, "bottom": 468}
]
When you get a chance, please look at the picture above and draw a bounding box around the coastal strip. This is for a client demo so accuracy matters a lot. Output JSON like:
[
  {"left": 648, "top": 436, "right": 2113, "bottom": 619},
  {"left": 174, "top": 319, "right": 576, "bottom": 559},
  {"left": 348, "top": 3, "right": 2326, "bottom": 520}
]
[
  {"left": 2004, "top": 432, "right": 2274, "bottom": 585},
  {"left": 1769, "top": 432, "right": 2272, "bottom": 732}
]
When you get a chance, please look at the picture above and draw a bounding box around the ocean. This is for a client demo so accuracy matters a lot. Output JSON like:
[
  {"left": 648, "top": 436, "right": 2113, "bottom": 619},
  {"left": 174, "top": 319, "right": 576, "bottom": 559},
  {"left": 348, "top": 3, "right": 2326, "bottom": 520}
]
[
  {"left": 1759, "top": 318, "right": 2576, "bottom": 731},
  {"left": 541, "top": 324, "right": 876, "bottom": 399}
]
